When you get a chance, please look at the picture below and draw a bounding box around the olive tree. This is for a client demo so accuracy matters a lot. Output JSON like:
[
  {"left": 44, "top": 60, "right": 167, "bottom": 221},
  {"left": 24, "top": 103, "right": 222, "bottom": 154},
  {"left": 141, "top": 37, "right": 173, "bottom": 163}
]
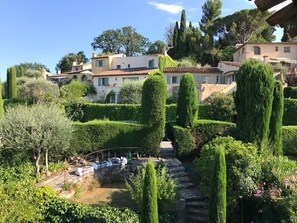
[
  {"left": 119, "top": 80, "right": 143, "bottom": 104},
  {"left": 0, "top": 105, "right": 73, "bottom": 178}
]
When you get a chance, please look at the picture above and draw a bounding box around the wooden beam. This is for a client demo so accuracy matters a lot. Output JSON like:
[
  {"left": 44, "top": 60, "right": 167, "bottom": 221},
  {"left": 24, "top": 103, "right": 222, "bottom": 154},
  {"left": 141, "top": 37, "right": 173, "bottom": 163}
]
[
  {"left": 294, "top": 0, "right": 297, "bottom": 5},
  {"left": 267, "top": 3, "right": 297, "bottom": 26},
  {"left": 254, "top": 0, "right": 287, "bottom": 11}
]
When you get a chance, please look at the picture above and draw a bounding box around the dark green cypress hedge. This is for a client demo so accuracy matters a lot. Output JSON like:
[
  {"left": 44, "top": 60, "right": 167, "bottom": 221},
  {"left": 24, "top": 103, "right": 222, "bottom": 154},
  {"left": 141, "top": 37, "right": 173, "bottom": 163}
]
[
  {"left": 141, "top": 74, "right": 166, "bottom": 156},
  {"left": 176, "top": 73, "right": 198, "bottom": 127},
  {"left": 282, "top": 126, "right": 297, "bottom": 156},
  {"left": 6, "top": 68, "right": 10, "bottom": 98},
  {"left": 235, "top": 59, "right": 274, "bottom": 150},
  {"left": 19, "top": 67, "right": 25, "bottom": 77},
  {"left": 208, "top": 146, "right": 226, "bottom": 223},
  {"left": 269, "top": 81, "right": 284, "bottom": 155},
  {"left": 141, "top": 161, "right": 159, "bottom": 223},
  {"left": 284, "top": 86, "right": 297, "bottom": 99},
  {"left": 283, "top": 99, "right": 297, "bottom": 125},
  {"left": 8, "top": 67, "right": 17, "bottom": 98}
]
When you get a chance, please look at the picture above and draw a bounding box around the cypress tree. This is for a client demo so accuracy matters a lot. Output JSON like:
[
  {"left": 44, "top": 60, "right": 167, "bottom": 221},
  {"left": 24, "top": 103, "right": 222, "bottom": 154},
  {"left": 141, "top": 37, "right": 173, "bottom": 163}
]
[
  {"left": 173, "top": 21, "right": 179, "bottom": 57},
  {"left": 141, "top": 161, "right": 159, "bottom": 223},
  {"left": 6, "top": 68, "right": 10, "bottom": 99},
  {"left": 176, "top": 73, "right": 198, "bottom": 127},
  {"left": 281, "top": 26, "right": 291, "bottom": 42},
  {"left": 177, "top": 10, "right": 186, "bottom": 59},
  {"left": 0, "top": 81, "right": 4, "bottom": 118},
  {"left": 9, "top": 67, "right": 17, "bottom": 98},
  {"left": 269, "top": 80, "right": 284, "bottom": 156},
  {"left": 235, "top": 59, "right": 274, "bottom": 150},
  {"left": 141, "top": 73, "right": 166, "bottom": 156},
  {"left": 208, "top": 146, "right": 226, "bottom": 223},
  {"left": 19, "top": 67, "right": 25, "bottom": 77}
]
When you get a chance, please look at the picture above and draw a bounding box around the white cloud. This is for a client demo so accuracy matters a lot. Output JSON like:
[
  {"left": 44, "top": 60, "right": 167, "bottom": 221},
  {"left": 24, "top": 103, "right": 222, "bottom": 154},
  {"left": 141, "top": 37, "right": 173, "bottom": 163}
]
[
  {"left": 268, "top": 0, "right": 292, "bottom": 12},
  {"left": 148, "top": 1, "right": 184, "bottom": 14}
]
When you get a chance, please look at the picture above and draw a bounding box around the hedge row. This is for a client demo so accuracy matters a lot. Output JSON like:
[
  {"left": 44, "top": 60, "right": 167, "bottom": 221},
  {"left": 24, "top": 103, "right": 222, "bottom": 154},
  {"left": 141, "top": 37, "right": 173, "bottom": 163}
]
[
  {"left": 65, "top": 102, "right": 212, "bottom": 123},
  {"left": 166, "top": 120, "right": 235, "bottom": 159},
  {"left": 282, "top": 126, "right": 297, "bottom": 156},
  {"left": 71, "top": 120, "right": 146, "bottom": 154},
  {"left": 284, "top": 87, "right": 297, "bottom": 99},
  {"left": 283, "top": 99, "right": 297, "bottom": 125}
]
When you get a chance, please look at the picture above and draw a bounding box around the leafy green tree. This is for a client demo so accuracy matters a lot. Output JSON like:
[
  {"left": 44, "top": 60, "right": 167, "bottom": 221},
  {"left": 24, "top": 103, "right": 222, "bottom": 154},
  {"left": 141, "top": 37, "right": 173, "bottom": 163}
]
[
  {"left": 146, "top": 40, "right": 166, "bottom": 54},
  {"left": 0, "top": 81, "right": 3, "bottom": 118},
  {"left": 177, "top": 10, "right": 187, "bottom": 59},
  {"left": 60, "top": 80, "right": 87, "bottom": 101},
  {"left": 141, "top": 73, "right": 166, "bottom": 155},
  {"left": 119, "top": 80, "right": 143, "bottom": 104},
  {"left": 14, "top": 62, "right": 50, "bottom": 77},
  {"left": 0, "top": 105, "right": 73, "bottom": 177},
  {"left": 141, "top": 161, "right": 159, "bottom": 223},
  {"left": 56, "top": 51, "right": 89, "bottom": 73},
  {"left": 176, "top": 73, "right": 198, "bottom": 127},
  {"left": 92, "top": 26, "right": 150, "bottom": 56},
  {"left": 235, "top": 59, "right": 274, "bottom": 150},
  {"left": 24, "top": 69, "right": 41, "bottom": 79},
  {"left": 17, "top": 79, "right": 60, "bottom": 104},
  {"left": 269, "top": 81, "right": 284, "bottom": 156},
  {"left": 281, "top": 25, "right": 291, "bottom": 42},
  {"left": 209, "top": 146, "right": 226, "bottom": 223}
]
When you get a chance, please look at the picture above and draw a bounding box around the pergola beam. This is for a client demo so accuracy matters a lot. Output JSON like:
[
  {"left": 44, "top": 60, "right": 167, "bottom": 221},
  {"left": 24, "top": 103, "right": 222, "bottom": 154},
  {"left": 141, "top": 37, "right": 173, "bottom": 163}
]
[
  {"left": 254, "top": 0, "right": 287, "bottom": 11},
  {"left": 266, "top": 3, "right": 297, "bottom": 26}
]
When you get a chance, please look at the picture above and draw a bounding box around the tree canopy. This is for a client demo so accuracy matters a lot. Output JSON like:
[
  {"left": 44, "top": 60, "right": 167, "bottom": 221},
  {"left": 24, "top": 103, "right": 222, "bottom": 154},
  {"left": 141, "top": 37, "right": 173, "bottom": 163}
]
[
  {"left": 14, "top": 63, "right": 50, "bottom": 77},
  {"left": 56, "top": 51, "right": 89, "bottom": 73},
  {"left": 91, "top": 26, "right": 150, "bottom": 56}
]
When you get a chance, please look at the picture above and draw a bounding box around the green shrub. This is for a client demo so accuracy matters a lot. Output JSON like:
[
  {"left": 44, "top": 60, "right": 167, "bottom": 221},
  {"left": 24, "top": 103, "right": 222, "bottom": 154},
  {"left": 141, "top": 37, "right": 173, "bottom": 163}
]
[
  {"left": 141, "top": 75, "right": 166, "bottom": 156},
  {"left": 208, "top": 146, "right": 226, "bottom": 223},
  {"left": 141, "top": 161, "right": 159, "bottom": 223},
  {"left": 176, "top": 73, "right": 198, "bottom": 127},
  {"left": 284, "top": 86, "right": 297, "bottom": 98},
  {"left": 269, "top": 81, "right": 284, "bottom": 155},
  {"left": 166, "top": 120, "right": 235, "bottom": 159},
  {"left": 283, "top": 98, "right": 297, "bottom": 125},
  {"left": 166, "top": 104, "right": 176, "bottom": 122},
  {"left": 282, "top": 126, "right": 297, "bottom": 155},
  {"left": 235, "top": 59, "right": 274, "bottom": 150},
  {"left": 158, "top": 55, "right": 176, "bottom": 73},
  {"left": 205, "top": 92, "right": 236, "bottom": 122},
  {"left": 198, "top": 104, "right": 211, "bottom": 119},
  {"left": 194, "top": 137, "right": 260, "bottom": 220},
  {"left": 71, "top": 120, "right": 145, "bottom": 154}
]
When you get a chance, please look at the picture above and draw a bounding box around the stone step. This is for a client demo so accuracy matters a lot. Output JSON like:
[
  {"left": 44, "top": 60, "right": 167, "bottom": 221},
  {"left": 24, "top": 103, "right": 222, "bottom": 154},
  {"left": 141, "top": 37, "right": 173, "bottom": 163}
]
[
  {"left": 177, "top": 182, "right": 195, "bottom": 189},
  {"left": 188, "top": 207, "right": 208, "bottom": 216},
  {"left": 169, "top": 166, "right": 185, "bottom": 173},
  {"left": 187, "top": 200, "right": 209, "bottom": 208},
  {"left": 166, "top": 162, "right": 184, "bottom": 168},
  {"left": 187, "top": 214, "right": 208, "bottom": 223},
  {"left": 176, "top": 176, "right": 191, "bottom": 183},
  {"left": 169, "top": 171, "right": 188, "bottom": 178}
]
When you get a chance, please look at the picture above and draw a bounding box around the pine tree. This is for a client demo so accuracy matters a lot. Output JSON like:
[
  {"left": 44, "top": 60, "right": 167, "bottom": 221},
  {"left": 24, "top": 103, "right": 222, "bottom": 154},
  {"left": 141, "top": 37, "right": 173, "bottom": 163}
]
[
  {"left": 177, "top": 10, "right": 187, "bottom": 59},
  {"left": 0, "top": 81, "right": 4, "bottom": 118},
  {"left": 269, "top": 80, "right": 284, "bottom": 156},
  {"left": 208, "top": 146, "right": 226, "bottom": 223},
  {"left": 141, "top": 161, "right": 159, "bottom": 223},
  {"left": 141, "top": 73, "right": 166, "bottom": 156},
  {"left": 235, "top": 59, "right": 274, "bottom": 150},
  {"left": 176, "top": 73, "right": 198, "bottom": 127}
]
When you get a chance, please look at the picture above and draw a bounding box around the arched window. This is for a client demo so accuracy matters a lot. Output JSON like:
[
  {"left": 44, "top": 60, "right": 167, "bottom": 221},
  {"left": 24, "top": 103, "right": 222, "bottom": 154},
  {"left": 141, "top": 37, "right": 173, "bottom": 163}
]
[
  {"left": 254, "top": 46, "right": 261, "bottom": 55},
  {"left": 81, "top": 75, "right": 87, "bottom": 82},
  {"left": 73, "top": 75, "right": 78, "bottom": 80}
]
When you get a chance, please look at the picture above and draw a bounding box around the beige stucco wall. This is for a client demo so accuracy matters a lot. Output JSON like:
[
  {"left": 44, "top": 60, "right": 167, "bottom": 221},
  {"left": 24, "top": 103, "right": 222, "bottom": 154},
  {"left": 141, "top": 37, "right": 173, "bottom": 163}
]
[
  {"left": 233, "top": 43, "right": 297, "bottom": 62},
  {"left": 111, "top": 55, "right": 159, "bottom": 69}
]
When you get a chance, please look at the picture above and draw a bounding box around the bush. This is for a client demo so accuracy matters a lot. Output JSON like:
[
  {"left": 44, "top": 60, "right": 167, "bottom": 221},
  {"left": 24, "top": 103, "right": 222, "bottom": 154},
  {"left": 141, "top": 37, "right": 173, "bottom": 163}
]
[
  {"left": 283, "top": 98, "right": 297, "bottom": 125},
  {"left": 166, "top": 120, "right": 235, "bottom": 159},
  {"left": 71, "top": 120, "right": 145, "bottom": 154},
  {"left": 141, "top": 74, "right": 166, "bottom": 156},
  {"left": 141, "top": 162, "right": 158, "bottom": 223},
  {"left": 282, "top": 126, "right": 297, "bottom": 155},
  {"left": 284, "top": 86, "right": 297, "bottom": 98},
  {"left": 235, "top": 59, "right": 274, "bottom": 150},
  {"left": 205, "top": 92, "right": 236, "bottom": 122},
  {"left": 198, "top": 104, "right": 211, "bottom": 119},
  {"left": 176, "top": 73, "right": 198, "bottom": 127},
  {"left": 208, "top": 146, "right": 226, "bottom": 223},
  {"left": 119, "top": 80, "right": 143, "bottom": 104},
  {"left": 194, "top": 137, "right": 260, "bottom": 221}
]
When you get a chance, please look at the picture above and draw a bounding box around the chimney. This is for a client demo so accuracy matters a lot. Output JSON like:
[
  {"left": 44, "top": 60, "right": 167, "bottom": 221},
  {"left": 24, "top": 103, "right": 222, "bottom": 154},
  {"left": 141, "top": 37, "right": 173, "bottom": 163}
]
[{"left": 92, "top": 52, "right": 97, "bottom": 58}]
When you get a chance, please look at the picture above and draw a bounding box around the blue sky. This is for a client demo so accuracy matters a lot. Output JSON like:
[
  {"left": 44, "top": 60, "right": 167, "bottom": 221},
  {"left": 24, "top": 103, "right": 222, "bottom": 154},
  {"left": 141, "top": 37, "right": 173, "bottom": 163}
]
[{"left": 0, "top": 0, "right": 291, "bottom": 80}]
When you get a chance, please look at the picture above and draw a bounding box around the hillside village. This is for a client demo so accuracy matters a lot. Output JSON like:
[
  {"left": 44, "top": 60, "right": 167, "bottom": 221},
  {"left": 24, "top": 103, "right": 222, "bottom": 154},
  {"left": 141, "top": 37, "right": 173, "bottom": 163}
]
[{"left": 2, "top": 0, "right": 297, "bottom": 222}]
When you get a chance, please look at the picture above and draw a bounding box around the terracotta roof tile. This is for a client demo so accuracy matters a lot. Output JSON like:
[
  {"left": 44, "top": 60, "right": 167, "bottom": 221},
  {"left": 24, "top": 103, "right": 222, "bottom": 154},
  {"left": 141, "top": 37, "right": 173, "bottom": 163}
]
[
  {"left": 93, "top": 67, "right": 156, "bottom": 77},
  {"left": 220, "top": 61, "right": 241, "bottom": 67},
  {"left": 164, "top": 67, "right": 222, "bottom": 73}
]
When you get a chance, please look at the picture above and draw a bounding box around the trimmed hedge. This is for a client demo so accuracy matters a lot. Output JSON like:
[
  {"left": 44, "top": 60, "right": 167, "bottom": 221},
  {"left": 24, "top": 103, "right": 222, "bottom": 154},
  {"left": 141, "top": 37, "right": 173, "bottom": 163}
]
[
  {"left": 283, "top": 99, "right": 297, "bottom": 125},
  {"left": 166, "top": 120, "right": 235, "bottom": 159},
  {"left": 284, "top": 87, "right": 297, "bottom": 99},
  {"left": 71, "top": 120, "right": 145, "bottom": 154},
  {"left": 282, "top": 126, "right": 297, "bottom": 155}
]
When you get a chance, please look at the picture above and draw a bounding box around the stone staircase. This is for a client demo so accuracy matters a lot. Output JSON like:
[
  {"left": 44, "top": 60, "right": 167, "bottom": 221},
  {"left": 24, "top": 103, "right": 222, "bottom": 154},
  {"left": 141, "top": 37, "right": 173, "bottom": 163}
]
[{"left": 162, "top": 158, "right": 209, "bottom": 223}]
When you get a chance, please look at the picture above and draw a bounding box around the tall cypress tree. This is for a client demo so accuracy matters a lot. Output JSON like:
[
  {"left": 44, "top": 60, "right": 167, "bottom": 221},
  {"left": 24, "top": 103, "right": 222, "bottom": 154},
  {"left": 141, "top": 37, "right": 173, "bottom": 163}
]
[
  {"left": 172, "top": 21, "right": 179, "bottom": 58},
  {"left": 141, "top": 161, "right": 159, "bottom": 223},
  {"left": 177, "top": 73, "right": 198, "bottom": 127},
  {"left": 19, "top": 67, "right": 25, "bottom": 77},
  {"left": 177, "top": 9, "right": 187, "bottom": 59},
  {"left": 6, "top": 68, "right": 10, "bottom": 99},
  {"left": 269, "top": 80, "right": 284, "bottom": 156},
  {"left": 141, "top": 73, "right": 166, "bottom": 156},
  {"left": 208, "top": 146, "right": 226, "bottom": 223},
  {"left": 9, "top": 67, "right": 17, "bottom": 98},
  {"left": 0, "top": 81, "right": 4, "bottom": 118},
  {"left": 235, "top": 59, "right": 274, "bottom": 150},
  {"left": 281, "top": 26, "right": 291, "bottom": 42}
]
